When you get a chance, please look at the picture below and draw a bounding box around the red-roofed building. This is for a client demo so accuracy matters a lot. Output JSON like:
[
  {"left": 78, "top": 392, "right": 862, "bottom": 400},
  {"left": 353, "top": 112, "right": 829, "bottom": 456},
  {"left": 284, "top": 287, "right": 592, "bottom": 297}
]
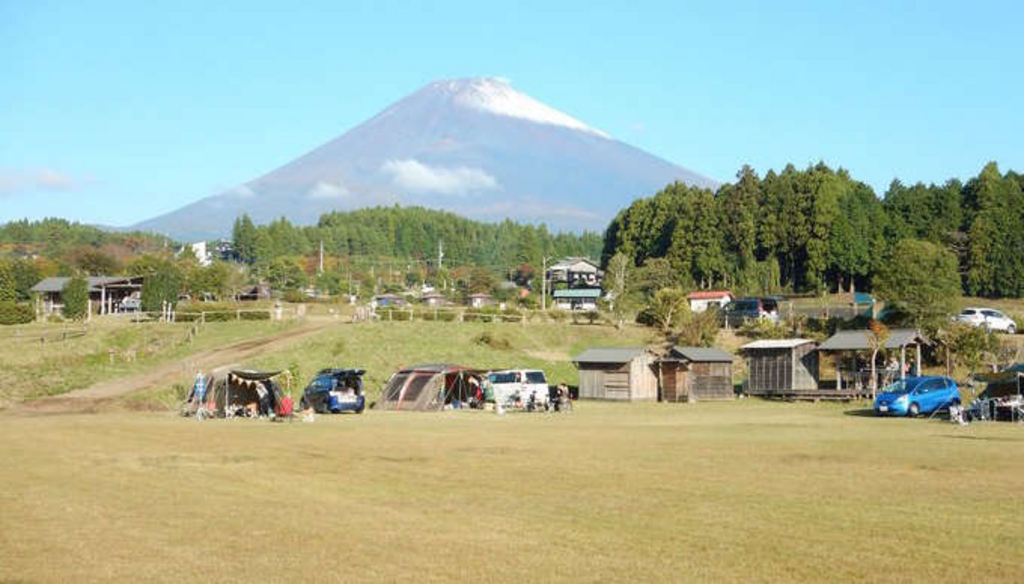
[{"left": 687, "top": 290, "right": 733, "bottom": 313}]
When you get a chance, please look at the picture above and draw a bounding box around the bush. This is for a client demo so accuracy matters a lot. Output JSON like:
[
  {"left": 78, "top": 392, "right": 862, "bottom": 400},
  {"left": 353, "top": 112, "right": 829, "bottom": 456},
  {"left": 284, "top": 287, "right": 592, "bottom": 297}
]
[
  {"left": 62, "top": 276, "right": 89, "bottom": 321},
  {"left": 175, "top": 302, "right": 271, "bottom": 322},
  {"left": 473, "top": 331, "right": 512, "bottom": 350},
  {"left": 0, "top": 301, "right": 35, "bottom": 325},
  {"left": 737, "top": 318, "right": 789, "bottom": 339},
  {"left": 419, "top": 310, "right": 458, "bottom": 322},
  {"left": 382, "top": 309, "right": 412, "bottom": 321}
]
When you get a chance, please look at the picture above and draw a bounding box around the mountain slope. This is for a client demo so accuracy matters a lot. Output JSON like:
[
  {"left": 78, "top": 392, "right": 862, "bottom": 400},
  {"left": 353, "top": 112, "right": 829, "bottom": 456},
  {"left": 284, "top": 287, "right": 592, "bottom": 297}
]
[{"left": 132, "top": 78, "right": 718, "bottom": 240}]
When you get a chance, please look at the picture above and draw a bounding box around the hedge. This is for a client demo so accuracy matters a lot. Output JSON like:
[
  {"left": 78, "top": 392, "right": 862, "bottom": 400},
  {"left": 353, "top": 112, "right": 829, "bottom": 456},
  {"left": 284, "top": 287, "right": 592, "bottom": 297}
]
[
  {"left": 0, "top": 302, "right": 35, "bottom": 325},
  {"left": 175, "top": 302, "right": 271, "bottom": 322}
]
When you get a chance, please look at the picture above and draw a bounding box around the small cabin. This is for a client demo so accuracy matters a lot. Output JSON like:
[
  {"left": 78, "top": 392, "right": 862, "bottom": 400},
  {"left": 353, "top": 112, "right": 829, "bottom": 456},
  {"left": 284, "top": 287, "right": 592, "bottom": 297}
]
[
  {"left": 687, "top": 290, "right": 733, "bottom": 313},
  {"left": 572, "top": 348, "right": 658, "bottom": 401},
  {"left": 465, "top": 293, "right": 493, "bottom": 309},
  {"left": 420, "top": 292, "right": 448, "bottom": 307},
  {"left": 552, "top": 288, "right": 601, "bottom": 311},
  {"left": 660, "top": 346, "right": 734, "bottom": 402},
  {"left": 741, "top": 339, "right": 819, "bottom": 396}
]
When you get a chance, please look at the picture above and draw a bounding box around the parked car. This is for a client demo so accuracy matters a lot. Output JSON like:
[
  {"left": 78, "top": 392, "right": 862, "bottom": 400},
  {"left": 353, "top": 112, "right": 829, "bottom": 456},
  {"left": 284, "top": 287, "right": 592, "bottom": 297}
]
[
  {"left": 300, "top": 368, "right": 366, "bottom": 414},
  {"left": 724, "top": 297, "right": 780, "bottom": 324},
  {"left": 873, "top": 376, "right": 960, "bottom": 417},
  {"left": 955, "top": 307, "right": 1017, "bottom": 334},
  {"left": 487, "top": 369, "right": 550, "bottom": 407},
  {"left": 119, "top": 296, "right": 141, "bottom": 313}
]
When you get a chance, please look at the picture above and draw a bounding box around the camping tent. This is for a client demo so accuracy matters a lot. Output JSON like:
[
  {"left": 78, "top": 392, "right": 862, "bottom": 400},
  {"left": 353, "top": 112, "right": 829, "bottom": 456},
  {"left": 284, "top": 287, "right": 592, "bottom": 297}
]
[
  {"left": 376, "top": 364, "right": 484, "bottom": 411},
  {"left": 195, "top": 369, "right": 288, "bottom": 417}
]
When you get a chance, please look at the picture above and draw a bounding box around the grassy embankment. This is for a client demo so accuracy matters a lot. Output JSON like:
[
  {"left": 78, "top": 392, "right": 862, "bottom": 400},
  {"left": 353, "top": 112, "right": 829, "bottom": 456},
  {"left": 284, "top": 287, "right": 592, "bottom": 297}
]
[
  {"left": 1, "top": 401, "right": 1022, "bottom": 582},
  {"left": 0, "top": 316, "right": 297, "bottom": 405}
]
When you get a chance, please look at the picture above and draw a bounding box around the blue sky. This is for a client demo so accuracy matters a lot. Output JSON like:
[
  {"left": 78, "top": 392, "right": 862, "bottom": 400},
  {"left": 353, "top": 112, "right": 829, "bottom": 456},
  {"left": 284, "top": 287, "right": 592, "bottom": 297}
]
[{"left": 1, "top": 0, "right": 1021, "bottom": 227}]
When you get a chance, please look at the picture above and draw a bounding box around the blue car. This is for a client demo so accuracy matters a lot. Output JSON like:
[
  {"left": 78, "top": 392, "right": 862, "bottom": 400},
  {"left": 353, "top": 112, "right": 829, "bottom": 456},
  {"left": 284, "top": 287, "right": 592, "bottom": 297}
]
[
  {"left": 300, "top": 368, "right": 366, "bottom": 414},
  {"left": 874, "top": 376, "right": 960, "bottom": 417}
]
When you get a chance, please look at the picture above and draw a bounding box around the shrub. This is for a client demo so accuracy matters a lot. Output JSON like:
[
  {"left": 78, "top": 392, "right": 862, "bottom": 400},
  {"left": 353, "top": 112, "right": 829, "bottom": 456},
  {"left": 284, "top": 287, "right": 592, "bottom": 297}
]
[
  {"left": 737, "top": 318, "right": 789, "bottom": 339},
  {"left": 175, "top": 302, "right": 270, "bottom": 322},
  {"left": 0, "top": 301, "right": 35, "bottom": 325},
  {"left": 473, "top": 331, "right": 512, "bottom": 350},
  {"left": 382, "top": 309, "right": 412, "bottom": 321}
]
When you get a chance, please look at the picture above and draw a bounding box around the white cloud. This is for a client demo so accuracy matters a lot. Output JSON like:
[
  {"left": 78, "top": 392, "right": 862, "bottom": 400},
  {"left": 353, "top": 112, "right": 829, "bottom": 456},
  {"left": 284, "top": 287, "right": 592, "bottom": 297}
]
[
  {"left": 226, "top": 184, "right": 255, "bottom": 198},
  {"left": 380, "top": 159, "right": 498, "bottom": 195},
  {"left": 307, "top": 181, "right": 350, "bottom": 199},
  {"left": 0, "top": 167, "right": 77, "bottom": 196}
]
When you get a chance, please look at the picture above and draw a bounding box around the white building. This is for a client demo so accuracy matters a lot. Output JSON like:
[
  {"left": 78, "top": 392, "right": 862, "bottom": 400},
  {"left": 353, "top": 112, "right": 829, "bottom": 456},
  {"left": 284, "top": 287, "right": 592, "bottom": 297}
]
[{"left": 687, "top": 290, "right": 733, "bottom": 313}]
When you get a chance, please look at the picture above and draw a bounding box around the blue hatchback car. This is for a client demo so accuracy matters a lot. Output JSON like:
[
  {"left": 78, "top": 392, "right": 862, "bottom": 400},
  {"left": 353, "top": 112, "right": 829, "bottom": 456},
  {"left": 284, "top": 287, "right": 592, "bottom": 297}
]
[
  {"left": 300, "top": 368, "right": 366, "bottom": 414},
  {"left": 874, "top": 376, "right": 960, "bottom": 417}
]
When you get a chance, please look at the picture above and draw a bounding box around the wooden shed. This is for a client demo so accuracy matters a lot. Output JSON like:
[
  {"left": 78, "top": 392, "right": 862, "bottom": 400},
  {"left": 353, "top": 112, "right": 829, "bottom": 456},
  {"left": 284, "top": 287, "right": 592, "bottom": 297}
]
[
  {"left": 660, "top": 346, "right": 734, "bottom": 402},
  {"left": 741, "top": 339, "right": 819, "bottom": 396},
  {"left": 572, "top": 348, "right": 659, "bottom": 401}
]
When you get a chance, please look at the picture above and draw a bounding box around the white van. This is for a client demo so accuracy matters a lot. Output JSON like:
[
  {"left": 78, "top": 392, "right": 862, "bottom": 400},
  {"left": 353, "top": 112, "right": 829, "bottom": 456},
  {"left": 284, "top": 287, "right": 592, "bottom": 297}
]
[{"left": 487, "top": 369, "right": 549, "bottom": 407}]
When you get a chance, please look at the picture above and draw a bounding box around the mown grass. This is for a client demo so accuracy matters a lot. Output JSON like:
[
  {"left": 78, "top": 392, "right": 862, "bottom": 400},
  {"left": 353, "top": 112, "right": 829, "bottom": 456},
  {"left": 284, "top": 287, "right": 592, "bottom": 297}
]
[
  {"left": 1, "top": 401, "right": 1021, "bottom": 582},
  {"left": 0, "top": 317, "right": 296, "bottom": 404}
]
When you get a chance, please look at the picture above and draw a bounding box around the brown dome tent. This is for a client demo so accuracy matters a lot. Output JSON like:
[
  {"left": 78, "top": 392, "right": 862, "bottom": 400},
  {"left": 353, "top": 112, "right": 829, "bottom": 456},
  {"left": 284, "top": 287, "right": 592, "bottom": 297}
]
[
  {"left": 376, "top": 364, "right": 484, "bottom": 411},
  {"left": 199, "top": 368, "right": 288, "bottom": 418}
]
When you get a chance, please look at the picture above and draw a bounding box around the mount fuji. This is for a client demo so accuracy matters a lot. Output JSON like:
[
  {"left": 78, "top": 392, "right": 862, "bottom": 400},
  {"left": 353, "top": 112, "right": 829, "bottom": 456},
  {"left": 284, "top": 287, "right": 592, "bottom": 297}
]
[{"left": 132, "top": 77, "right": 718, "bottom": 240}]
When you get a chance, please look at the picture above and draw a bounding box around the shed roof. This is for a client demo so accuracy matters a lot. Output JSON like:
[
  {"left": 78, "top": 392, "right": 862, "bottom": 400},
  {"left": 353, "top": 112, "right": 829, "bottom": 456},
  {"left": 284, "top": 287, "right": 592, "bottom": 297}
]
[
  {"left": 550, "top": 257, "right": 600, "bottom": 271},
  {"left": 741, "top": 339, "right": 816, "bottom": 350},
  {"left": 573, "top": 347, "right": 648, "bottom": 364},
  {"left": 553, "top": 288, "right": 602, "bottom": 299},
  {"left": 687, "top": 290, "right": 732, "bottom": 300},
  {"left": 670, "top": 346, "right": 733, "bottom": 363},
  {"left": 818, "top": 329, "right": 929, "bottom": 351},
  {"left": 31, "top": 276, "right": 136, "bottom": 293}
]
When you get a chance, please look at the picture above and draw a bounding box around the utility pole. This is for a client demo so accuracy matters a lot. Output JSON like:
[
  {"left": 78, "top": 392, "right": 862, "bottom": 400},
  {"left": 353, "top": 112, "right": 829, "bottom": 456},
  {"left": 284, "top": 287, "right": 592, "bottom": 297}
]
[
  {"left": 437, "top": 239, "right": 445, "bottom": 290},
  {"left": 318, "top": 240, "right": 324, "bottom": 275},
  {"left": 541, "top": 256, "right": 551, "bottom": 312}
]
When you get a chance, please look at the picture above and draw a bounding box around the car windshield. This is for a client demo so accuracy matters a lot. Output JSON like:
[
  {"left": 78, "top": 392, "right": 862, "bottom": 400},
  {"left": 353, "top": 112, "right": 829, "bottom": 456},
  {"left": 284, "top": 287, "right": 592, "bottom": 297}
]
[
  {"left": 308, "top": 376, "right": 334, "bottom": 391},
  {"left": 525, "top": 371, "right": 547, "bottom": 384},
  {"left": 882, "top": 380, "right": 912, "bottom": 394},
  {"left": 730, "top": 300, "right": 758, "bottom": 312},
  {"left": 488, "top": 372, "right": 518, "bottom": 384}
]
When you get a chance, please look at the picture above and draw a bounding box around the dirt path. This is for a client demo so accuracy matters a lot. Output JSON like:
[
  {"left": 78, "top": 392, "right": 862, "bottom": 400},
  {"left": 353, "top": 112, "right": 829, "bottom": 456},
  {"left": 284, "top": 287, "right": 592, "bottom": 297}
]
[{"left": 13, "top": 320, "right": 338, "bottom": 415}]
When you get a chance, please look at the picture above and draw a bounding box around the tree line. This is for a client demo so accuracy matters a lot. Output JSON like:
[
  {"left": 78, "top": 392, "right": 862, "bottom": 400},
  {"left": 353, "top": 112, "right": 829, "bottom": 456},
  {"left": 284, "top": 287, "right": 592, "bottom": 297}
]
[
  {"left": 231, "top": 205, "right": 603, "bottom": 275},
  {"left": 602, "top": 161, "right": 1024, "bottom": 299}
]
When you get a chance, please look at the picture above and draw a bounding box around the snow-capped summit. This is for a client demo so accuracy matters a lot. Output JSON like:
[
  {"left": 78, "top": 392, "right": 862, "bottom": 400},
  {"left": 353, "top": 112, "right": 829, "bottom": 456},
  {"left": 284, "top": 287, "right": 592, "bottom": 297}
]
[
  {"left": 438, "top": 77, "right": 610, "bottom": 138},
  {"left": 132, "top": 77, "right": 717, "bottom": 240}
]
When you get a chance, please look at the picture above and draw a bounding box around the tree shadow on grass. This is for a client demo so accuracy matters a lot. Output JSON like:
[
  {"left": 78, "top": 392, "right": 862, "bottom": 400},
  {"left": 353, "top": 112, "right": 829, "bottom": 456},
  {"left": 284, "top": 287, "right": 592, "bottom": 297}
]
[{"left": 842, "top": 409, "right": 877, "bottom": 417}]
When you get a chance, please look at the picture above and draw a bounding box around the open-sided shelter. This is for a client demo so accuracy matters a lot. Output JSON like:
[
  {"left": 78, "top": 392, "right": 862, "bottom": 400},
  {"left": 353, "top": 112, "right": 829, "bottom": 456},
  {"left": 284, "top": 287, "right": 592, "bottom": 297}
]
[
  {"left": 32, "top": 276, "right": 144, "bottom": 316},
  {"left": 377, "top": 364, "right": 485, "bottom": 411},
  {"left": 660, "top": 346, "right": 734, "bottom": 402},
  {"left": 572, "top": 348, "right": 658, "bottom": 401},
  {"left": 817, "top": 328, "right": 929, "bottom": 391},
  {"left": 742, "top": 339, "right": 819, "bottom": 396}
]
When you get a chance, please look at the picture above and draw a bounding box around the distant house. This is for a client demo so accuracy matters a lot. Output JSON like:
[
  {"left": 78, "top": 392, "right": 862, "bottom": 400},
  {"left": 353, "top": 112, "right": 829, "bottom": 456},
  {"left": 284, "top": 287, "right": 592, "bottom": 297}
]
[
  {"left": 465, "top": 293, "right": 493, "bottom": 309},
  {"left": 31, "top": 276, "right": 144, "bottom": 316},
  {"left": 687, "top": 290, "right": 733, "bottom": 313},
  {"left": 174, "top": 241, "right": 213, "bottom": 266},
  {"left": 546, "top": 257, "right": 603, "bottom": 288},
  {"left": 572, "top": 348, "right": 659, "bottom": 401},
  {"left": 420, "top": 292, "right": 449, "bottom": 307},
  {"left": 552, "top": 288, "right": 602, "bottom": 311},
  {"left": 660, "top": 346, "right": 734, "bottom": 402},
  {"left": 741, "top": 339, "right": 819, "bottom": 396}
]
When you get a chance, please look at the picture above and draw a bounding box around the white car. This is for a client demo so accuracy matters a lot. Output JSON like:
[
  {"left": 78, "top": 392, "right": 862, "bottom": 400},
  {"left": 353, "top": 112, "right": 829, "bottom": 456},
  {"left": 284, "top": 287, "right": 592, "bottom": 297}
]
[
  {"left": 487, "top": 369, "right": 550, "bottom": 407},
  {"left": 955, "top": 307, "right": 1017, "bottom": 334}
]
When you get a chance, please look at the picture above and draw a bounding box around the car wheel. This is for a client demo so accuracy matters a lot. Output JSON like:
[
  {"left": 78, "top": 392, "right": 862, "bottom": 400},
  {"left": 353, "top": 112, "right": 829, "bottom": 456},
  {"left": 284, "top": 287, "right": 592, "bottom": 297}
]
[
  {"left": 908, "top": 402, "right": 920, "bottom": 417},
  {"left": 1008, "top": 325, "right": 1017, "bottom": 335}
]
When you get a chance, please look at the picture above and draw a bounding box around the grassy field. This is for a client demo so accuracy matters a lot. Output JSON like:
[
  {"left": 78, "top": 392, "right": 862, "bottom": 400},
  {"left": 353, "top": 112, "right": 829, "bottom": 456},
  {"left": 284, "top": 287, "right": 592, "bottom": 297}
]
[
  {"left": 0, "top": 317, "right": 298, "bottom": 405},
  {"left": 1, "top": 401, "right": 1022, "bottom": 582}
]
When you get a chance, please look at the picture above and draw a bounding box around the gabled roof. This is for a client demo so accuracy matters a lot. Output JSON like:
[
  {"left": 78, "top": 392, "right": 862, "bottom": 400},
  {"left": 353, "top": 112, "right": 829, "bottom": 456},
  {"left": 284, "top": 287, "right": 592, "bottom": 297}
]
[
  {"left": 818, "top": 329, "right": 929, "bottom": 351},
  {"left": 687, "top": 290, "right": 733, "bottom": 300},
  {"left": 549, "top": 257, "right": 600, "bottom": 271},
  {"left": 670, "top": 346, "right": 733, "bottom": 363},
  {"left": 573, "top": 347, "right": 648, "bottom": 364},
  {"left": 31, "top": 276, "right": 137, "bottom": 293},
  {"left": 741, "top": 339, "right": 816, "bottom": 350},
  {"left": 553, "top": 288, "right": 602, "bottom": 299}
]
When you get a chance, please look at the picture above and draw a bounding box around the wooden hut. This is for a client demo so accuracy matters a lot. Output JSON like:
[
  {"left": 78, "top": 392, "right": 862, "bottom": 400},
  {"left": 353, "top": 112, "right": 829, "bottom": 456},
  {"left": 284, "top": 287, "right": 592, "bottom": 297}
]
[
  {"left": 572, "top": 348, "right": 658, "bottom": 401},
  {"left": 660, "top": 346, "right": 734, "bottom": 402},
  {"left": 818, "top": 329, "right": 930, "bottom": 392},
  {"left": 741, "top": 339, "right": 819, "bottom": 397}
]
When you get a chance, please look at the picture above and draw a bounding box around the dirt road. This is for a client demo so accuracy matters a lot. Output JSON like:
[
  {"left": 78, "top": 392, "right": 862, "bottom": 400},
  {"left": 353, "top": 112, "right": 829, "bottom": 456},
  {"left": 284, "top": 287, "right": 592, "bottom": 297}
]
[{"left": 14, "top": 320, "right": 337, "bottom": 415}]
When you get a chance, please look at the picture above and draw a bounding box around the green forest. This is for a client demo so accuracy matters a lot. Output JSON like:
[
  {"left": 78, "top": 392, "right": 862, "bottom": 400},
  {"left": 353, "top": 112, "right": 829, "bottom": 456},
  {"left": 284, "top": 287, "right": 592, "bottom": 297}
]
[
  {"left": 231, "top": 205, "right": 604, "bottom": 272},
  {"left": 602, "top": 161, "right": 1024, "bottom": 298}
]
